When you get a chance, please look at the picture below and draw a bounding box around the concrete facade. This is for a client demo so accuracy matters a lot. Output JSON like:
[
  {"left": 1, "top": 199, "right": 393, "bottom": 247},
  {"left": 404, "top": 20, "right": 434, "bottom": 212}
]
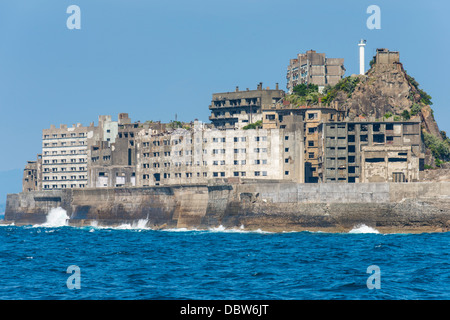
[
  {"left": 209, "top": 83, "right": 285, "bottom": 129},
  {"left": 318, "top": 118, "right": 423, "bottom": 183},
  {"left": 286, "top": 50, "right": 345, "bottom": 93},
  {"left": 135, "top": 120, "right": 304, "bottom": 186},
  {"left": 41, "top": 123, "right": 96, "bottom": 190},
  {"left": 6, "top": 181, "right": 450, "bottom": 233}
]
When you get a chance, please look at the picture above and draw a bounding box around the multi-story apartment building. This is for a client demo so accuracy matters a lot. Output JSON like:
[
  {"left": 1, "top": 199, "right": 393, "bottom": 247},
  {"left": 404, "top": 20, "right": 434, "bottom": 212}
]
[
  {"left": 286, "top": 50, "right": 345, "bottom": 93},
  {"left": 209, "top": 83, "right": 285, "bottom": 129},
  {"left": 88, "top": 114, "right": 166, "bottom": 188},
  {"left": 262, "top": 102, "right": 346, "bottom": 182},
  {"left": 41, "top": 123, "right": 95, "bottom": 190},
  {"left": 317, "top": 118, "right": 424, "bottom": 183},
  {"left": 134, "top": 120, "right": 304, "bottom": 186}
]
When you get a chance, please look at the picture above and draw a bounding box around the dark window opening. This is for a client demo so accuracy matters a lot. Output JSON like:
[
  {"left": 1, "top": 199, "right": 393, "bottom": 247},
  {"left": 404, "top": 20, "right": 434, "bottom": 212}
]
[
  {"left": 348, "top": 135, "right": 355, "bottom": 143},
  {"left": 373, "top": 124, "right": 381, "bottom": 132},
  {"left": 373, "top": 134, "right": 385, "bottom": 143},
  {"left": 366, "top": 158, "right": 384, "bottom": 163},
  {"left": 348, "top": 166, "right": 356, "bottom": 174},
  {"left": 360, "top": 135, "right": 368, "bottom": 142},
  {"left": 348, "top": 145, "right": 356, "bottom": 153},
  {"left": 388, "top": 158, "right": 407, "bottom": 162}
]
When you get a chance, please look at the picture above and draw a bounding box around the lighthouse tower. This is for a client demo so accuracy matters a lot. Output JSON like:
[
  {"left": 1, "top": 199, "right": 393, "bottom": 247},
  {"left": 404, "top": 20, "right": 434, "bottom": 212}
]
[{"left": 358, "top": 39, "right": 367, "bottom": 75}]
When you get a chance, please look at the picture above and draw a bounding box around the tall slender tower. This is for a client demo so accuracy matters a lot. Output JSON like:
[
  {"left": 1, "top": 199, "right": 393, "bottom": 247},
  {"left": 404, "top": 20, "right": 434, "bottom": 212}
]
[{"left": 358, "top": 39, "right": 367, "bottom": 75}]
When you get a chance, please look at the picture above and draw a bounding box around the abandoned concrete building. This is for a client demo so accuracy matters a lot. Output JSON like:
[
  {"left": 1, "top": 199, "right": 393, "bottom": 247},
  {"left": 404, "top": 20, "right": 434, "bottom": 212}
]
[
  {"left": 23, "top": 109, "right": 425, "bottom": 192},
  {"left": 209, "top": 83, "right": 285, "bottom": 129},
  {"left": 135, "top": 119, "right": 304, "bottom": 186},
  {"left": 286, "top": 50, "right": 345, "bottom": 93},
  {"left": 317, "top": 118, "right": 424, "bottom": 183},
  {"left": 261, "top": 101, "right": 346, "bottom": 183},
  {"left": 40, "top": 122, "right": 97, "bottom": 190}
]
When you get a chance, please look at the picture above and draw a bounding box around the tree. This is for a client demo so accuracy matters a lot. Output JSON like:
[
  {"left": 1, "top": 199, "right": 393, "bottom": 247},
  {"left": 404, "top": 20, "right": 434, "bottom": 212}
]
[{"left": 401, "top": 110, "right": 410, "bottom": 120}]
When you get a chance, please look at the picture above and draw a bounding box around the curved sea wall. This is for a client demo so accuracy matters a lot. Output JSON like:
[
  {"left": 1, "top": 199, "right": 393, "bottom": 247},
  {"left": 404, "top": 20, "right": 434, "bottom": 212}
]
[{"left": 4, "top": 181, "right": 450, "bottom": 233}]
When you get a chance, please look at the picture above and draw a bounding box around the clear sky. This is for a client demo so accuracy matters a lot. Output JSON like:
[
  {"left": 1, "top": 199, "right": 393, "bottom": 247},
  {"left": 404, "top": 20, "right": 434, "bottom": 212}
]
[{"left": 0, "top": 0, "right": 448, "bottom": 171}]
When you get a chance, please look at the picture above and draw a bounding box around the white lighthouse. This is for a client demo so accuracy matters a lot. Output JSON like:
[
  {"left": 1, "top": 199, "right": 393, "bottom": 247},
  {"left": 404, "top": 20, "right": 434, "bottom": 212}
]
[{"left": 358, "top": 39, "right": 367, "bottom": 75}]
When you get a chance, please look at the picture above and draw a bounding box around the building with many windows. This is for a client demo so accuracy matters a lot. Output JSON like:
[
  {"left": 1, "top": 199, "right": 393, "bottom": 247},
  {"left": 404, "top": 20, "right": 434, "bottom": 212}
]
[
  {"left": 41, "top": 123, "right": 94, "bottom": 190},
  {"left": 317, "top": 118, "right": 423, "bottom": 183},
  {"left": 209, "top": 83, "right": 284, "bottom": 129},
  {"left": 286, "top": 50, "right": 345, "bottom": 93}
]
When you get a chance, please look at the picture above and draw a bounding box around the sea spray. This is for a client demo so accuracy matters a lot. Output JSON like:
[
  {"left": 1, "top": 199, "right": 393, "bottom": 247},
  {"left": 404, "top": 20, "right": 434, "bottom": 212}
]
[
  {"left": 349, "top": 224, "right": 380, "bottom": 234},
  {"left": 115, "top": 219, "right": 150, "bottom": 230},
  {"left": 40, "top": 207, "right": 69, "bottom": 227}
]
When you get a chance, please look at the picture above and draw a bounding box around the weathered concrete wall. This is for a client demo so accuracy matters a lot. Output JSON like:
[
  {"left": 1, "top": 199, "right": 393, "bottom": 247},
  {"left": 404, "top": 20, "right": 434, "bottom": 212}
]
[{"left": 4, "top": 182, "right": 450, "bottom": 233}]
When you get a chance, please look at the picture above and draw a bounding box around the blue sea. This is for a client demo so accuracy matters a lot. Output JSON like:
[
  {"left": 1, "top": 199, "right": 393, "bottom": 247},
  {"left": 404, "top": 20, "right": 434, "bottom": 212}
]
[{"left": 0, "top": 212, "right": 449, "bottom": 301}]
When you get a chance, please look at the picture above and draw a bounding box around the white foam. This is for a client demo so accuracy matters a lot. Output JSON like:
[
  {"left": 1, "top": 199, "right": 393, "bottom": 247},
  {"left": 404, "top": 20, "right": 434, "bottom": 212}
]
[
  {"left": 208, "top": 225, "right": 272, "bottom": 234},
  {"left": 348, "top": 224, "right": 379, "bottom": 234},
  {"left": 38, "top": 207, "right": 69, "bottom": 227},
  {"left": 115, "top": 219, "right": 150, "bottom": 230}
]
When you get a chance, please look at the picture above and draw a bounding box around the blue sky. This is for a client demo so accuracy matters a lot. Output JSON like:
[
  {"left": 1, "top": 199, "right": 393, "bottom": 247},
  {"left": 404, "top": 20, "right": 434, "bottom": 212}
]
[{"left": 0, "top": 0, "right": 448, "bottom": 174}]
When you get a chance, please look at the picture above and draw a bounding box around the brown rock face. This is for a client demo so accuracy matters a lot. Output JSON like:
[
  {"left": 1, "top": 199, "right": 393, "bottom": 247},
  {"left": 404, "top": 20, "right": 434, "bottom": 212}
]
[{"left": 334, "top": 62, "right": 416, "bottom": 119}]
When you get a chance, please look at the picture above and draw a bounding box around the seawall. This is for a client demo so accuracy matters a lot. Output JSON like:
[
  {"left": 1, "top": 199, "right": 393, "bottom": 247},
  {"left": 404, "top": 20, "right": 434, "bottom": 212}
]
[{"left": 4, "top": 182, "right": 450, "bottom": 233}]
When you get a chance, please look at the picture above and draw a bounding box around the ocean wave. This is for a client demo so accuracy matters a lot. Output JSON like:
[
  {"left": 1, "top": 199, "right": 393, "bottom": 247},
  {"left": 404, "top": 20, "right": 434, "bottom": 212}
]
[
  {"left": 348, "top": 224, "right": 380, "bottom": 234},
  {"left": 34, "top": 207, "right": 69, "bottom": 228}
]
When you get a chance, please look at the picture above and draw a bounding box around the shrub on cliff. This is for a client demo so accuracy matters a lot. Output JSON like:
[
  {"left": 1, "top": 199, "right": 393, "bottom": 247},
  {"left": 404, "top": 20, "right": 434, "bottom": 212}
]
[{"left": 423, "top": 131, "right": 450, "bottom": 162}]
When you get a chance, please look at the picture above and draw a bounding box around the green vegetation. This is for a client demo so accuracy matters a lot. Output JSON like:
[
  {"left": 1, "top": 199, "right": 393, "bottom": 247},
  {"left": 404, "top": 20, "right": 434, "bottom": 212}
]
[
  {"left": 406, "top": 74, "right": 433, "bottom": 105},
  {"left": 287, "top": 83, "right": 321, "bottom": 106},
  {"left": 423, "top": 131, "right": 450, "bottom": 162},
  {"left": 292, "top": 83, "right": 318, "bottom": 96},
  {"left": 401, "top": 109, "right": 410, "bottom": 120},
  {"left": 383, "top": 112, "right": 393, "bottom": 119},
  {"left": 243, "top": 120, "right": 262, "bottom": 130},
  {"left": 410, "top": 103, "right": 422, "bottom": 116},
  {"left": 322, "top": 76, "right": 360, "bottom": 104}
]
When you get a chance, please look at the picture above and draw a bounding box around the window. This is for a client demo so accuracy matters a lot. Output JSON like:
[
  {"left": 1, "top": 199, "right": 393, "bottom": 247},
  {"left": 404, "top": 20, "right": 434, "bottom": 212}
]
[
  {"left": 285, "top": 171, "right": 289, "bottom": 175},
  {"left": 308, "top": 152, "right": 315, "bottom": 159},
  {"left": 285, "top": 158, "right": 289, "bottom": 163},
  {"left": 285, "top": 148, "right": 289, "bottom": 152},
  {"left": 254, "top": 171, "right": 260, "bottom": 176},
  {"left": 308, "top": 141, "right": 314, "bottom": 147},
  {"left": 285, "top": 136, "right": 289, "bottom": 140},
  {"left": 373, "top": 134, "right": 385, "bottom": 143}
]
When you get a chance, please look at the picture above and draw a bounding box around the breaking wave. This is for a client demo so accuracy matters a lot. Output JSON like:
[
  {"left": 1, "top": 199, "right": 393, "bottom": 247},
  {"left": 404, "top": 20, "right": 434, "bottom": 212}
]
[
  {"left": 348, "top": 224, "right": 380, "bottom": 234},
  {"left": 38, "top": 207, "right": 69, "bottom": 227}
]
